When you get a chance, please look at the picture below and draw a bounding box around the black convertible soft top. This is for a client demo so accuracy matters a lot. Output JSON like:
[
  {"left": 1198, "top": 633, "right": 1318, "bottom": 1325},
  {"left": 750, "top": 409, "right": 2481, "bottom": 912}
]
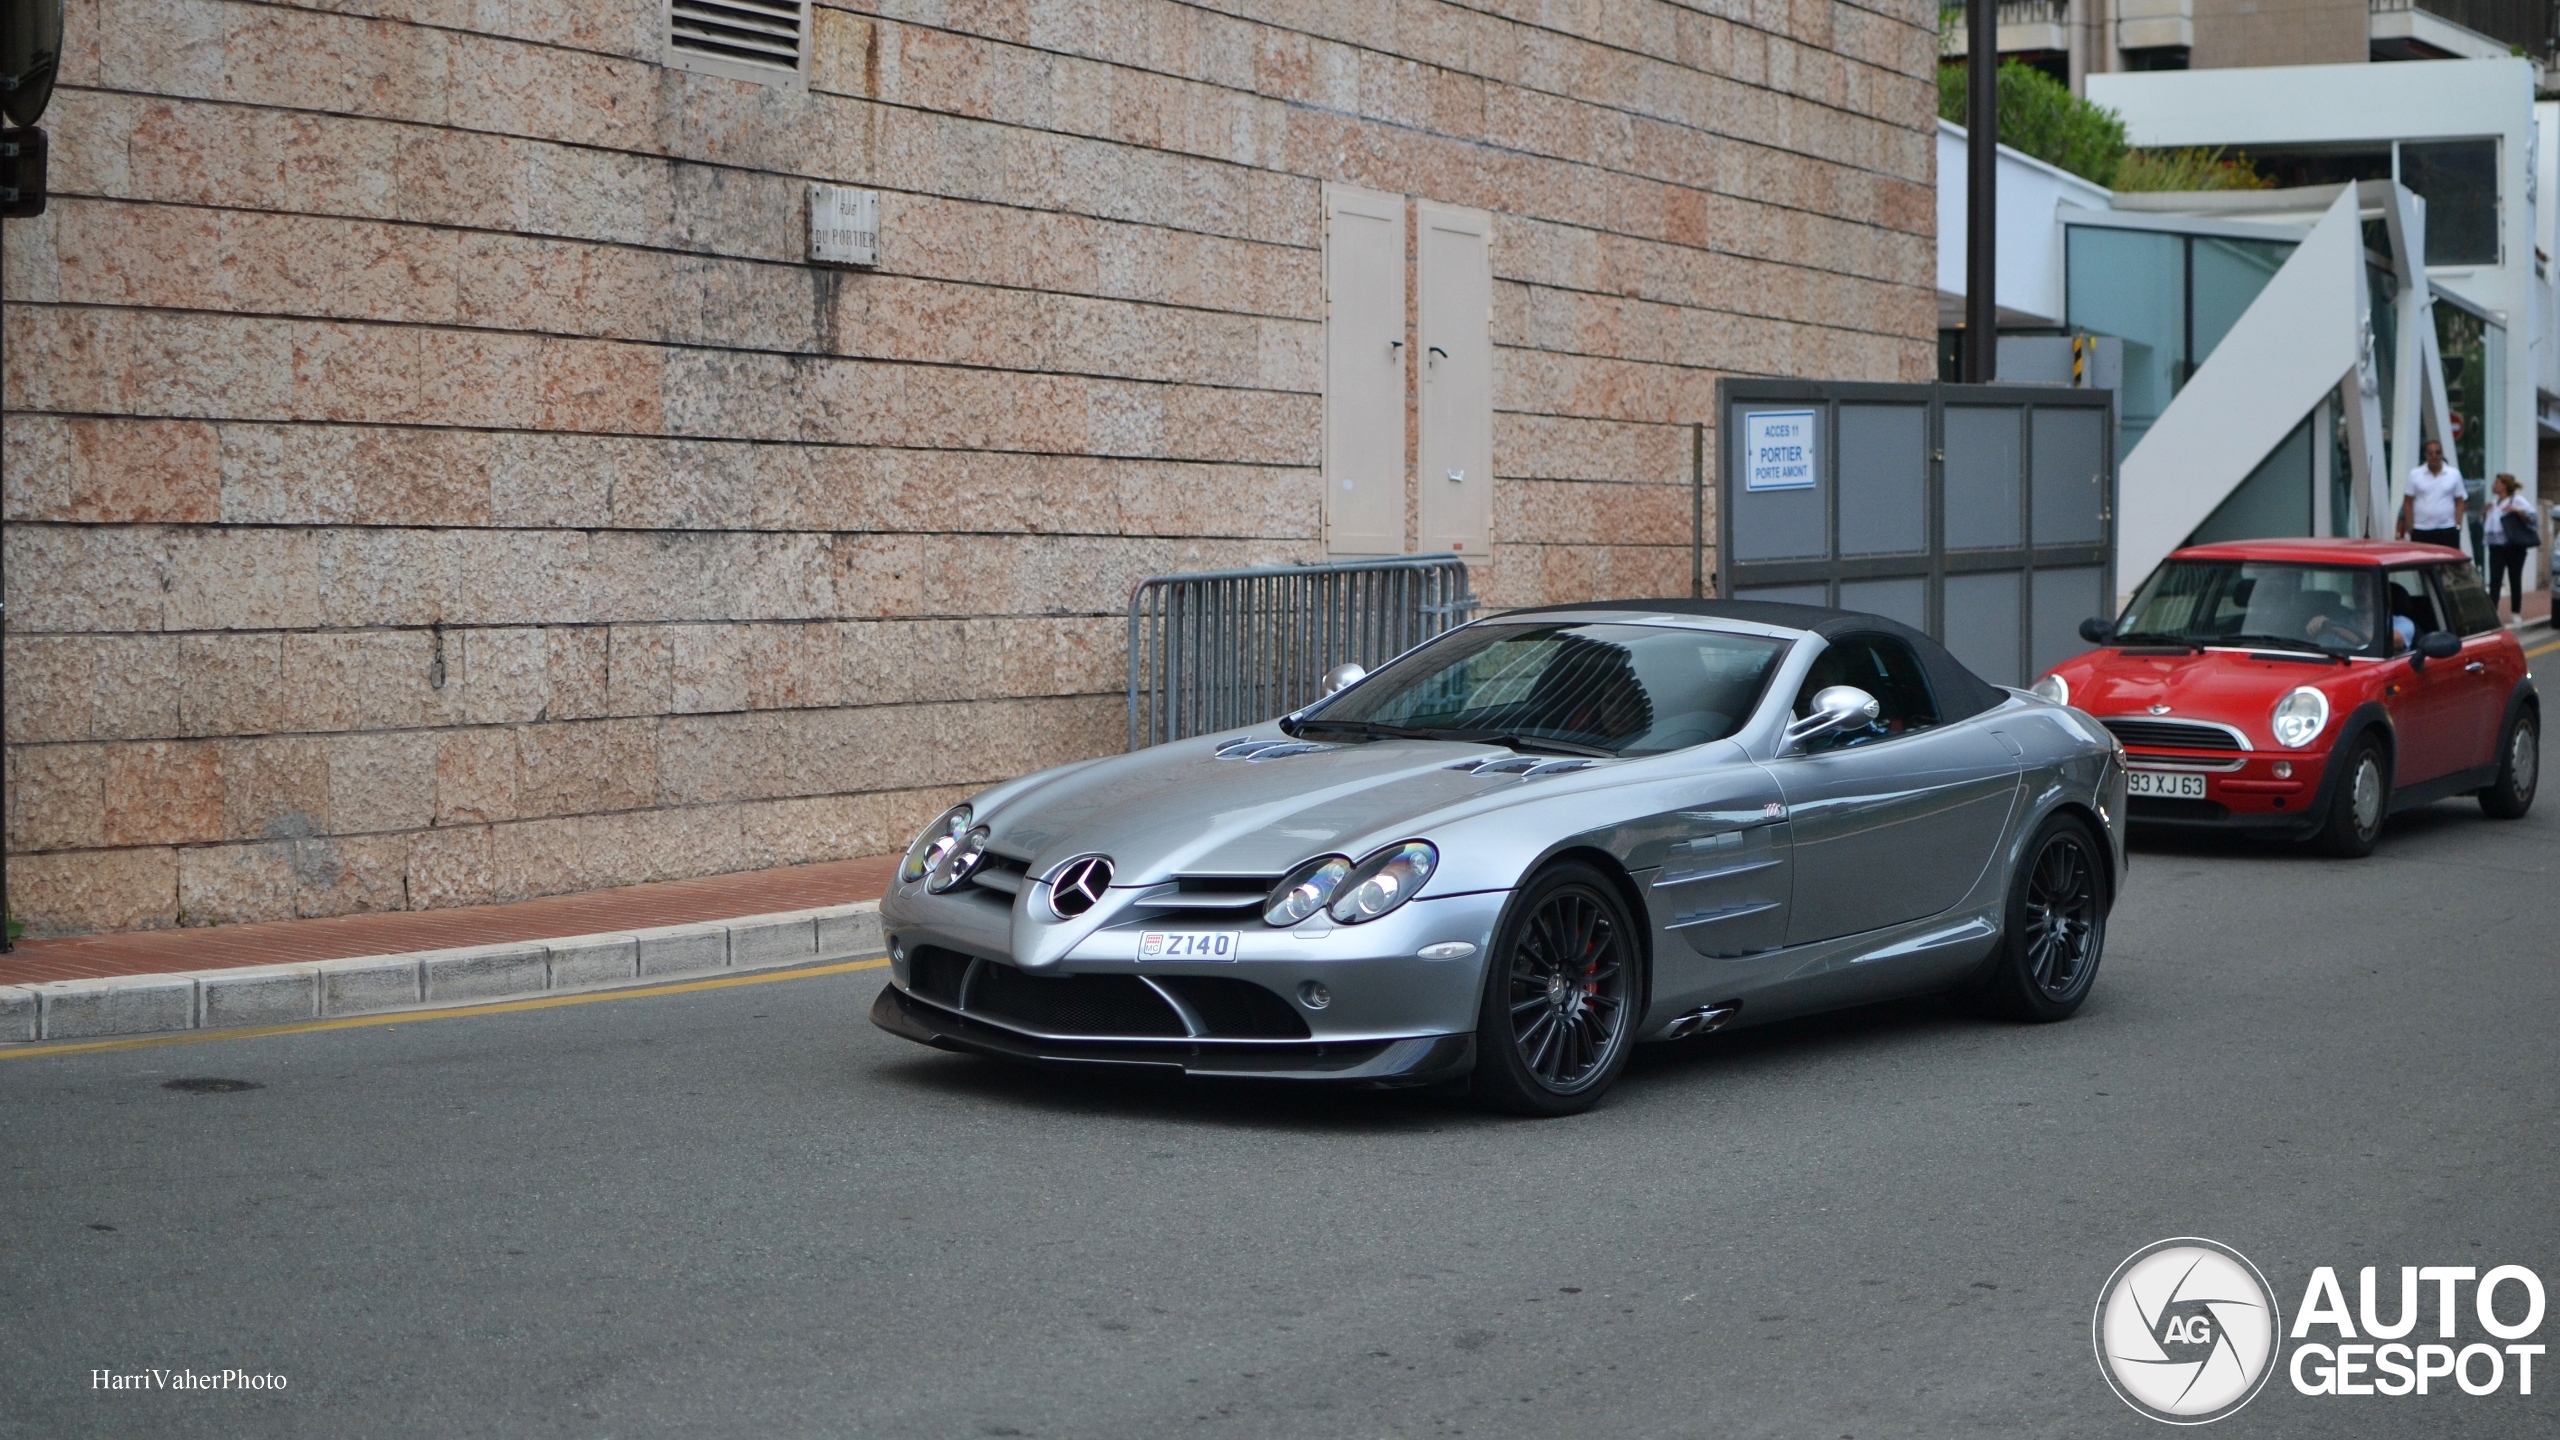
[{"left": 1491, "top": 597, "right": 2011, "bottom": 724}]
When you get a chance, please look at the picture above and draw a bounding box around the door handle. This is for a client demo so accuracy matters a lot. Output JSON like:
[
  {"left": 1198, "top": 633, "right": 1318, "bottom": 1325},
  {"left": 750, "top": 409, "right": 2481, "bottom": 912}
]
[{"left": 2464, "top": 661, "right": 2486, "bottom": 673}]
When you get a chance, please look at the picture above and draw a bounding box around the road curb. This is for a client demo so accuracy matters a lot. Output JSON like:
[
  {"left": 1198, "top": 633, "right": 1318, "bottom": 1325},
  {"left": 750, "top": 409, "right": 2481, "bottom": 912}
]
[{"left": 0, "top": 902, "right": 884, "bottom": 1045}]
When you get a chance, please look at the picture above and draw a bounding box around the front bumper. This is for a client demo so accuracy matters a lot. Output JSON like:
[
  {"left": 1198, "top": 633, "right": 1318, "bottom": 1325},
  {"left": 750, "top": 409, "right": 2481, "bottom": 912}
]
[
  {"left": 871, "top": 984, "right": 1477, "bottom": 1086},
  {"left": 2123, "top": 747, "right": 2329, "bottom": 840}
]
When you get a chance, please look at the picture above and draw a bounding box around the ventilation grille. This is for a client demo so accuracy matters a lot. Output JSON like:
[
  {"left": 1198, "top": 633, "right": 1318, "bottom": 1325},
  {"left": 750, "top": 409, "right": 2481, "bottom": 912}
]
[
  {"left": 669, "top": 0, "right": 807, "bottom": 77},
  {"left": 2099, "top": 718, "right": 2244, "bottom": 752}
]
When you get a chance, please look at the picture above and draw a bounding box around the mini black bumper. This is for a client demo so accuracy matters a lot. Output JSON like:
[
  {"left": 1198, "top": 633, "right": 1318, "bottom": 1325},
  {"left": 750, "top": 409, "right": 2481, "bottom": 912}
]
[
  {"left": 870, "top": 983, "right": 1476, "bottom": 1087},
  {"left": 2126, "top": 796, "right": 2324, "bottom": 841}
]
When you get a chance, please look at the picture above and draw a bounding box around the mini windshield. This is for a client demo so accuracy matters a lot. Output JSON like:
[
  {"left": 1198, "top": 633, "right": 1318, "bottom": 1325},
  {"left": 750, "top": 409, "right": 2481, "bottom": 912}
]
[
  {"left": 2117, "top": 561, "right": 2384, "bottom": 656},
  {"left": 1296, "top": 622, "right": 1791, "bottom": 756}
]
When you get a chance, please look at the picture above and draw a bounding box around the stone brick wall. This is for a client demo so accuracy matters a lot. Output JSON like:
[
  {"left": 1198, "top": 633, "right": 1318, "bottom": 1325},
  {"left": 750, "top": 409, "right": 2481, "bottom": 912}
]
[{"left": 1, "top": 0, "right": 1939, "bottom": 935}]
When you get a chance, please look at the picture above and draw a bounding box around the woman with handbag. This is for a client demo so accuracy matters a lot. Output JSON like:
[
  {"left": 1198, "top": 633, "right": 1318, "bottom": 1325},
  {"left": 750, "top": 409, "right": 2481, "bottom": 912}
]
[{"left": 2481, "top": 473, "right": 2538, "bottom": 622}]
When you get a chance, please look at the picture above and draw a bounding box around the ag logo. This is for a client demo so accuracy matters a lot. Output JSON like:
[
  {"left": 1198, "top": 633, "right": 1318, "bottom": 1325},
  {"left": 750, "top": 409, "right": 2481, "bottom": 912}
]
[{"left": 2094, "top": 1238, "right": 2282, "bottom": 1424}]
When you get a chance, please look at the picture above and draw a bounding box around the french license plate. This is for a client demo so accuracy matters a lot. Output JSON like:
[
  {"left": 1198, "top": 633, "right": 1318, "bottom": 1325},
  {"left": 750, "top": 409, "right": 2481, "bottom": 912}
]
[
  {"left": 2126, "top": 769, "right": 2207, "bottom": 799},
  {"left": 1139, "top": 930, "right": 1240, "bottom": 961}
]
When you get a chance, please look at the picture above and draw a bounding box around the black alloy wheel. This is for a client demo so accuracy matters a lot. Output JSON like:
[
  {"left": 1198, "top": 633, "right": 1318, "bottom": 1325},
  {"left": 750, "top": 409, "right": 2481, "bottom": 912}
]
[
  {"left": 2478, "top": 709, "right": 2538, "bottom": 820},
  {"left": 2021, "top": 828, "right": 2101, "bottom": 1002},
  {"left": 1472, "top": 861, "right": 1642, "bottom": 1116},
  {"left": 1967, "top": 814, "right": 2108, "bottom": 1022}
]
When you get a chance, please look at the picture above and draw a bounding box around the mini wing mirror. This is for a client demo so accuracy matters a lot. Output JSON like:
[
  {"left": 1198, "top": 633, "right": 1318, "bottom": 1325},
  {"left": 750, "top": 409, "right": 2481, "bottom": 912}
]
[
  {"left": 1783, "top": 685, "right": 1881, "bottom": 750},
  {"left": 2078, "top": 616, "right": 2116, "bottom": 645},
  {"left": 2412, "top": 630, "right": 2461, "bottom": 667},
  {"left": 1323, "top": 662, "right": 1367, "bottom": 695}
]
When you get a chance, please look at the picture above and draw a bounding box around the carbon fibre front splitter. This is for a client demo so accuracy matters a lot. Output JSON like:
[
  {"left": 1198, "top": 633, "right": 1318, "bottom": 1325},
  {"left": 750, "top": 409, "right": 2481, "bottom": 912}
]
[{"left": 870, "top": 983, "right": 1476, "bottom": 1087}]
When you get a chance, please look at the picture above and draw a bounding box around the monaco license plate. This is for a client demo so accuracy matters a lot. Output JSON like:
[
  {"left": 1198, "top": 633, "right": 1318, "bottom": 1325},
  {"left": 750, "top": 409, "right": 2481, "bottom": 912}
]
[
  {"left": 1138, "top": 930, "right": 1240, "bottom": 961},
  {"left": 2126, "top": 769, "right": 2207, "bottom": 800}
]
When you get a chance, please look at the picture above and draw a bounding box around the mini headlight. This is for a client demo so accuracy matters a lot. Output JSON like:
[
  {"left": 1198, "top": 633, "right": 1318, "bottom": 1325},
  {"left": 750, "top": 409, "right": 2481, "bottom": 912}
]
[
  {"left": 1328, "top": 841, "right": 1437, "bottom": 924},
  {"left": 926, "top": 826, "right": 992, "bottom": 893},
  {"left": 900, "top": 805, "right": 972, "bottom": 884},
  {"left": 1264, "top": 855, "right": 1352, "bottom": 928},
  {"left": 2030, "top": 673, "right": 2069, "bottom": 707},
  {"left": 2271, "top": 686, "right": 2330, "bottom": 749}
]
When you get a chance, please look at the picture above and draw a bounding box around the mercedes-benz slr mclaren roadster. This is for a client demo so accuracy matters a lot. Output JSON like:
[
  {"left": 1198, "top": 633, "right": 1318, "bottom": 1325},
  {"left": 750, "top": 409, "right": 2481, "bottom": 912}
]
[{"left": 873, "top": 600, "right": 2128, "bottom": 1115}]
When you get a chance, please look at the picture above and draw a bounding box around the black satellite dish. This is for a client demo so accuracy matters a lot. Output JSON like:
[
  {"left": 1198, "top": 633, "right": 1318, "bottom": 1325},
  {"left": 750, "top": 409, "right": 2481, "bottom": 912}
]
[{"left": 1, "top": 0, "right": 65, "bottom": 129}]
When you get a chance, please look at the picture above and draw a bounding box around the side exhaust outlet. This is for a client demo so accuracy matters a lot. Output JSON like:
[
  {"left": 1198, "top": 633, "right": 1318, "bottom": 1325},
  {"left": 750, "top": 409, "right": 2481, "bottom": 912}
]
[{"left": 1659, "top": 1001, "right": 1741, "bottom": 1041}]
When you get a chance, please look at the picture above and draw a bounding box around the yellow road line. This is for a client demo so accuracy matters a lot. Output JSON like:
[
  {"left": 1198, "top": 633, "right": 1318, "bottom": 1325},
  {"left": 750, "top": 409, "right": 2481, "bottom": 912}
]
[
  {"left": 2525, "top": 633, "right": 2560, "bottom": 661},
  {"left": 0, "top": 956, "right": 890, "bottom": 1062}
]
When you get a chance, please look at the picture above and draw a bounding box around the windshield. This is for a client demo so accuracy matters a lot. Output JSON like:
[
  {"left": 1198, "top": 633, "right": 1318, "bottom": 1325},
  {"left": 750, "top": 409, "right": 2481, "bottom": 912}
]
[
  {"left": 1299, "top": 622, "right": 1791, "bottom": 756},
  {"left": 2118, "top": 561, "right": 2383, "bottom": 655}
]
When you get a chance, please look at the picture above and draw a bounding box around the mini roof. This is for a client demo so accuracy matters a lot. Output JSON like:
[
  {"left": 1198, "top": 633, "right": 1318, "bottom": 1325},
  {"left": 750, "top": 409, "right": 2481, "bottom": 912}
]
[
  {"left": 1489, "top": 598, "right": 2012, "bottom": 722},
  {"left": 2171, "top": 536, "right": 2468, "bottom": 567}
]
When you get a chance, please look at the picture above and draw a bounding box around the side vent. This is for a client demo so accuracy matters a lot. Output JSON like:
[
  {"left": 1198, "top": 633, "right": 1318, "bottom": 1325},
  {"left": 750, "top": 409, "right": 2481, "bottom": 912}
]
[{"left": 667, "top": 0, "right": 809, "bottom": 87}]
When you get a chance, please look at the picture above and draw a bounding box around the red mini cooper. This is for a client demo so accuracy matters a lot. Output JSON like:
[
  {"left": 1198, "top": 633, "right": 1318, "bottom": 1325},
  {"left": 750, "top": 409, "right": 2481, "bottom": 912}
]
[{"left": 2034, "top": 538, "right": 2538, "bottom": 856}]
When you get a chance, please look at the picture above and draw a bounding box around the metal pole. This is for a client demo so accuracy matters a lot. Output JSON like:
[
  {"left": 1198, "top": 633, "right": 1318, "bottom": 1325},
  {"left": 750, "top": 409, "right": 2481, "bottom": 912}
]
[
  {"left": 1964, "top": 0, "right": 1998, "bottom": 385},
  {"left": 1691, "top": 421, "right": 1706, "bottom": 598}
]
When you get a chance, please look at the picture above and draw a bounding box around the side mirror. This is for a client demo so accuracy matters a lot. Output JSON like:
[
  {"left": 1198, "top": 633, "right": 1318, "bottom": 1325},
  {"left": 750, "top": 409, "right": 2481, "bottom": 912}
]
[
  {"left": 1323, "top": 662, "right": 1367, "bottom": 695},
  {"left": 2078, "top": 616, "right": 2116, "bottom": 645},
  {"left": 2411, "top": 630, "right": 2461, "bottom": 668},
  {"left": 1783, "top": 685, "right": 1881, "bottom": 750}
]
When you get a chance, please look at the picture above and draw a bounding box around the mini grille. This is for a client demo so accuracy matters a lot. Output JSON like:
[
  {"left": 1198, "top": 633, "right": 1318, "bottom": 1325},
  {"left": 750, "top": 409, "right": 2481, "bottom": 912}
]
[
  {"left": 669, "top": 0, "right": 806, "bottom": 74},
  {"left": 2100, "top": 718, "right": 2243, "bottom": 752}
]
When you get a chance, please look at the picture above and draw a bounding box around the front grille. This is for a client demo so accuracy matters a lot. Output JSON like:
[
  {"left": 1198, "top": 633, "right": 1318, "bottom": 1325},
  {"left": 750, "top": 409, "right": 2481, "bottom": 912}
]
[
  {"left": 2128, "top": 797, "right": 2231, "bottom": 822},
  {"left": 969, "top": 962, "right": 1188, "bottom": 1038},
  {"left": 1156, "top": 976, "right": 1311, "bottom": 1039},
  {"left": 909, "top": 946, "right": 973, "bottom": 1007},
  {"left": 2101, "top": 718, "right": 2243, "bottom": 752},
  {"left": 965, "top": 850, "right": 1032, "bottom": 898},
  {"left": 904, "top": 947, "right": 1307, "bottom": 1039}
]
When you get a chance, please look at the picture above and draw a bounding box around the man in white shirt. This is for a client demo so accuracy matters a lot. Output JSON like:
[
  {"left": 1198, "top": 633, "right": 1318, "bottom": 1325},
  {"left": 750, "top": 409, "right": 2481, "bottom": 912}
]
[{"left": 2397, "top": 439, "right": 2467, "bottom": 549}]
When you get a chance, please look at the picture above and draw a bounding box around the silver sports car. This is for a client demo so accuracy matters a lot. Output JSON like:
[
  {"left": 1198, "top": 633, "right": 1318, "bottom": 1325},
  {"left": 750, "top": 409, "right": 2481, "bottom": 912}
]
[{"left": 873, "top": 599, "right": 2127, "bottom": 1115}]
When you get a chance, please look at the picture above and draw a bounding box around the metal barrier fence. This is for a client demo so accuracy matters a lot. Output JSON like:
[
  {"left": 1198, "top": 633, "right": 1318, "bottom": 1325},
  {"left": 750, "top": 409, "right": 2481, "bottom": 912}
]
[{"left": 1127, "top": 554, "right": 1479, "bottom": 749}]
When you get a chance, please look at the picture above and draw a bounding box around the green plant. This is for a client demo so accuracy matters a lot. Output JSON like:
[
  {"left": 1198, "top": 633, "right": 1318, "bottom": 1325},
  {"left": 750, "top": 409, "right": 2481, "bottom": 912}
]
[
  {"left": 1938, "top": 61, "right": 2129, "bottom": 188},
  {"left": 2113, "top": 147, "right": 2273, "bottom": 192}
]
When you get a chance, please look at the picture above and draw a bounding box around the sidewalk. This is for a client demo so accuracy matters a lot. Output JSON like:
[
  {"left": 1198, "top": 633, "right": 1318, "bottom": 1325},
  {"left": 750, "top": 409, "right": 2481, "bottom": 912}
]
[
  {"left": 1, "top": 856, "right": 900, "bottom": 1047},
  {"left": 3, "top": 855, "right": 897, "bottom": 984}
]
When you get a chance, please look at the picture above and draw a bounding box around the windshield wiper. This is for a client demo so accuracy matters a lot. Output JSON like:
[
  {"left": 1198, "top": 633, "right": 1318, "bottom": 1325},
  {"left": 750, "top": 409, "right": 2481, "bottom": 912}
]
[
  {"left": 1286, "top": 717, "right": 1436, "bottom": 742},
  {"left": 2109, "top": 630, "right": 2202, "bottom": 649},
  {"left": 1443, "top": 730, "right": 1617, "bottom": 758},
  {"left": 2223, "top": 633, "right": 2331, "bottom": 656}
]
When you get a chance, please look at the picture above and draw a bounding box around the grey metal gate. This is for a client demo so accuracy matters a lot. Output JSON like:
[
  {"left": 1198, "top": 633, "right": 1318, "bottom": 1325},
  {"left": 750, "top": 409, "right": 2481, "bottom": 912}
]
[
  {"left": 1716, "top": 379, "right": 2117, "bottom": 688},
  {"left": 1127, "top": 554, "right": 1479, "bottom": 749}
]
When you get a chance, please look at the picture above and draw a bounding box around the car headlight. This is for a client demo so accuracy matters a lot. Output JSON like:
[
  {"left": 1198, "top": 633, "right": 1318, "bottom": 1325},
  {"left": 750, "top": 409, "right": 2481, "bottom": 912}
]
[
  {"left": 1264, "top": 855, "right": 1352, "bottom": 927},
  {"left": 2271, "top": 686, "right": 2330, "bottom": 749},
  {"left": 926, "top": 826, "right": 992, "bottom": 893},
  {"left": 1327, "top": 841, "right": 1437, "bottom": 924},
  {"left": 900, "top": 805, "right": 972, "bottom": 885},
  {"left": 2030, "top": 673, "right": 2069, "bottom": 707}
]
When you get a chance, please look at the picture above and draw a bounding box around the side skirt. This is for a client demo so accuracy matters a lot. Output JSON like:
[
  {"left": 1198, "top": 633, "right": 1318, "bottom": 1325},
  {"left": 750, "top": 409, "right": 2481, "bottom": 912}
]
[{"left": 2387, "top": 763, "right": 2499, "bottom": 814}]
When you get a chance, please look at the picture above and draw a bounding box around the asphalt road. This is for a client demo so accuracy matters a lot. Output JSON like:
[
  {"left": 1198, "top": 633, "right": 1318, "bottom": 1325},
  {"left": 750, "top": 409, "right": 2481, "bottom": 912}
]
[{"left": 4, "top": 727, "right": 2555, "bottom": 1439}]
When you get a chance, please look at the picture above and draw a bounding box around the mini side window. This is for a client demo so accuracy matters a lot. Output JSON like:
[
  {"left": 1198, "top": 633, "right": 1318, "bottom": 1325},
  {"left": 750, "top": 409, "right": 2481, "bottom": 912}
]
[
  {"left": 2433, "top": 561, "right": 2500, "bottom": 636},
  {"left": 2384, "top": 567, "right": 2444, "bottom": 648}
]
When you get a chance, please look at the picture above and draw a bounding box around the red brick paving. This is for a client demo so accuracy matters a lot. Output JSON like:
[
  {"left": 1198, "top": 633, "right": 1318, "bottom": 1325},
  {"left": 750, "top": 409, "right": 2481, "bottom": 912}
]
[{"left": 1, "top": 855, "right": 899, "bottom": 985}]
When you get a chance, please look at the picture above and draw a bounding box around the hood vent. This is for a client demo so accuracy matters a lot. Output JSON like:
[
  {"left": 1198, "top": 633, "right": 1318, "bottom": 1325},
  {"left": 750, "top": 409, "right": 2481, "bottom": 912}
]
[
  {"left": 1213, "top": 737, "right": 1340, "bottom": 761},
  {"left": 1447, "top": 755, "right": 1598, "bottom": 779}
]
